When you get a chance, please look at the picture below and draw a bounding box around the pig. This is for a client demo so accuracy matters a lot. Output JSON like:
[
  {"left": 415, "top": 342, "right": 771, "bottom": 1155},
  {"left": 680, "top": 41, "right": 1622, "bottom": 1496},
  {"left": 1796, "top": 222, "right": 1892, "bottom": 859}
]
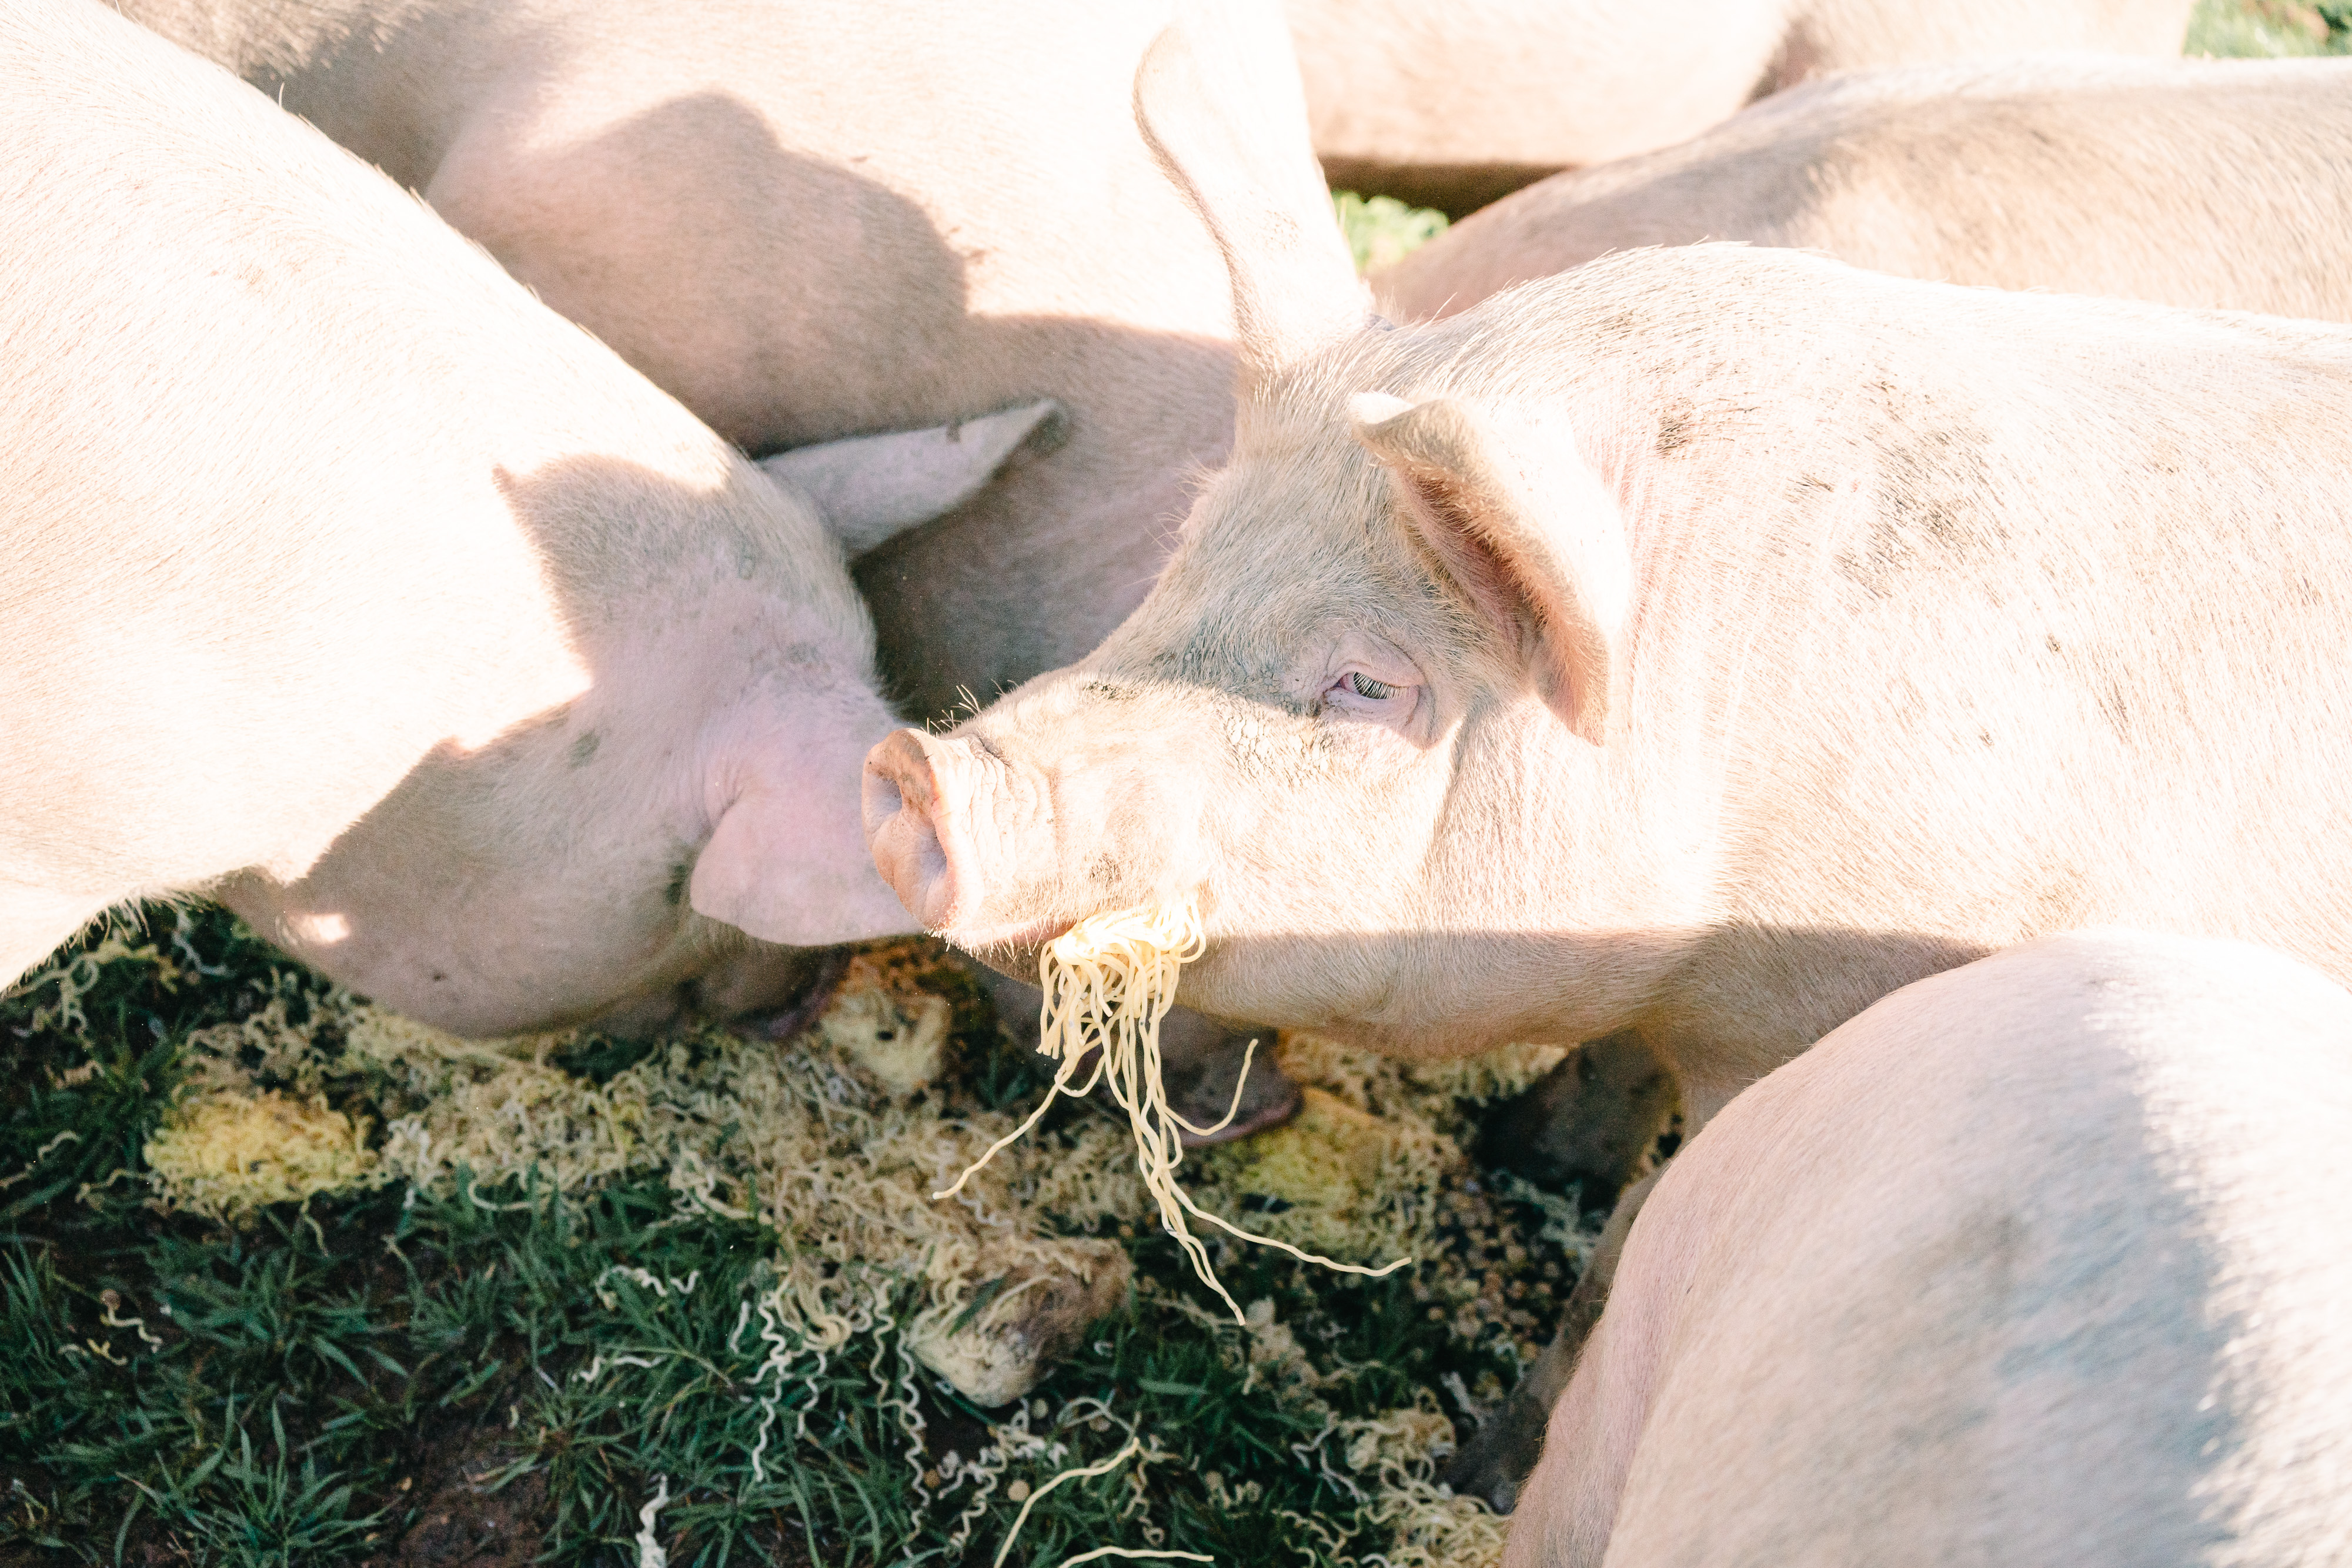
[
  {"left": 0, "top": 0, "right": 1040, "bottom": 1031},
  {"left": 1286, "top": 0, "right": 2195, "bottom": 215},
  {"left": 111, "top": 0, "right": 1326, "bottom": 1122},
  {"left": 1379, "top": 55, "right": 2352, "bottom": 325},
  {"left": 861, "top": 16, "right": 2352, "bottom": 1499},
  {"left": 1506, "top": 930, "right": 2352, "bottom": 1567},
  {"left": 110, "top": 0, "right": 1315, "bottom": 730}
]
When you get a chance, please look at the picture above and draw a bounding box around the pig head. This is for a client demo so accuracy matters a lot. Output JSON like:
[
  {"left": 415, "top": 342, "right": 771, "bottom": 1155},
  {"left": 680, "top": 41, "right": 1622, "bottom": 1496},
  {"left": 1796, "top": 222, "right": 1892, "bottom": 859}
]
[
  {"left": 863, "top": 383, "right": 1694, "bottom": 1063},
  {"left": 866, "top": 21, "right": 1709, "bottom": 1068},
  {"left": 216, "top": 408, "right": 1056, "bottom": 1040}
]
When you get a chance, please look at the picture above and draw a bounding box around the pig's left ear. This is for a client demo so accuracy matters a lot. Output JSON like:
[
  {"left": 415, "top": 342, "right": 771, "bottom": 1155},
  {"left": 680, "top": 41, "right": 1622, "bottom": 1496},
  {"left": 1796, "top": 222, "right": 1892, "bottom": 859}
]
[
  {"left": 759, "top": 397, "right": 1066, "bottom": 556},
  {"left": 1349, "top": 393, "right": 1631, "bottom": 745}
]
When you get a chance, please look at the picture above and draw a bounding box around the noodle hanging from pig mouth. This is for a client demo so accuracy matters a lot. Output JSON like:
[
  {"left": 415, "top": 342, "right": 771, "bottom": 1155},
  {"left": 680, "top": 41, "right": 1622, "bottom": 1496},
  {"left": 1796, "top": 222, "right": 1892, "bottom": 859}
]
[{"left": 934, "top": 902, "right": 1408, "bottom": 1323}]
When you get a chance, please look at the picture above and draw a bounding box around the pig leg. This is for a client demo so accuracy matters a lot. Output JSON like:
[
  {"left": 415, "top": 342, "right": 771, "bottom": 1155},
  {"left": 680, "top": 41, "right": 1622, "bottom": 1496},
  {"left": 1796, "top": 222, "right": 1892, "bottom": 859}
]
[
  {"left": 1475, "top": 1031, "right": 1679, "bottom": 1200},
  {"left": 973, "top": 968, "right": 1301, "bottom": 1148},
  {"left": 1442, "top": 1168, "right": 1662, "bottom": 1513},
  {"left": 697, "top": 942, "right": 854, "bottom": 1042}
]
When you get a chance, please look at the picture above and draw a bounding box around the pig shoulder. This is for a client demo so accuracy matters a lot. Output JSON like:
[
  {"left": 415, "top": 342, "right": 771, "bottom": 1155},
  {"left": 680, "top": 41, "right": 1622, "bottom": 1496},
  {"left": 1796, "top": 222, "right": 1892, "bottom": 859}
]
[{"left": 1509, "top": 931, "right": 2352, "bottom": 1568}]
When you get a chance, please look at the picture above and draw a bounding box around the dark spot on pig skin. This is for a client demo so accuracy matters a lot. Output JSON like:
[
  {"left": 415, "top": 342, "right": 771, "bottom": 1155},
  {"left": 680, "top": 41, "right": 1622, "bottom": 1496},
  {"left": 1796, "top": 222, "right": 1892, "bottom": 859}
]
[
  {"left": 2097, "top": 683, "right": 2133, "bottom": 743},
  {"left": 430, "top": 971, "right": 447, "bottom": 984},
  {"left": 665, "top": 860, "right": 693, "bottom": 908},
  {"left": 1084, "top": 851, "right": 1124, "bottom": 888},
  {"left": 1655, "top": 400, "right": 1695, "bottom": 456},
  {"left": 1835, "top": 388, "right": 2004, "bottom": 603},
  {"left": 1081, "top": 680, "right": 1137, "bottom": 702},
  {"left": 569, "top": 730, "right": 602, "bottom": 767}
]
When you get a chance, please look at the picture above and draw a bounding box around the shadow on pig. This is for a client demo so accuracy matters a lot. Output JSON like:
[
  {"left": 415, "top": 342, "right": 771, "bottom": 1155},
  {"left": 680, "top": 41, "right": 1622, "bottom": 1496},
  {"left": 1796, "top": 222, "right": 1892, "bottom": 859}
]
[{"left": 422, "top": 91, "right": 1242, "bottom": 726}]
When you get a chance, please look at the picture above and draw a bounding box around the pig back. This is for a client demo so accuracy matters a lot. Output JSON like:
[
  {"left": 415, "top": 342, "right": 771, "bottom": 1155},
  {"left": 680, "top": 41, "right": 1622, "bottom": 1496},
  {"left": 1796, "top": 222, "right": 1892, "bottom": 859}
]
[
  {"left": 1533, "top": 930, "right": 2352, "bottom": 1567},
  {"left": 1287, "top": 0, "right": 2191, "bottom": 216},
  {"left": 1379, "top": 56, "right": 2352, "bottom": 326},
  {"left": 118, "top": 0, "right": 1274, "bottom": 723},
  {"left": 1441, "top": 248, "right": 2352, "bottom": 1039}
]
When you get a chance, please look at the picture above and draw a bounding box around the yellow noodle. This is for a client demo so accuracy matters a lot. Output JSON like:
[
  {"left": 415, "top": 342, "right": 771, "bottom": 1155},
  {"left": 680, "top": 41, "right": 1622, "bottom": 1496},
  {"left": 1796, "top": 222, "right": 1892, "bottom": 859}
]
[{"left": 934, "top": 902, "right": 1407, "bottom": 1323}]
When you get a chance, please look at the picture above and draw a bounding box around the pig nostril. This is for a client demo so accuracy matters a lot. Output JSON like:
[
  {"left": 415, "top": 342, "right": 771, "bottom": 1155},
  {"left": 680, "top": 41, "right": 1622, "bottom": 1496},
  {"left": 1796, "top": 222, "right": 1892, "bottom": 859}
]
[
  {"left": 870, "top": 801, "right": 952, "bottom": 928},
  {"left": 861, "top": 768, "right": 906, "bottom": 842},
  {"left": 861, "top": 740, "right": 963, "bottom": 928}
]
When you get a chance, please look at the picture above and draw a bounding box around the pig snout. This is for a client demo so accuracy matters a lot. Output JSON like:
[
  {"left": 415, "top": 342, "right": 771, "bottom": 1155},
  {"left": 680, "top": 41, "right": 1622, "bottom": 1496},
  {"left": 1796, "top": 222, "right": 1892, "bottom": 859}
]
[
  {"left": 863, "top": 725, "right": 1096, "bottom": 950},
  {"left": 863, "top": 727, "right": 989, "bottom": 934},
  {"left": 866, "top": 694, "right": 1213, "bottom": 951}
]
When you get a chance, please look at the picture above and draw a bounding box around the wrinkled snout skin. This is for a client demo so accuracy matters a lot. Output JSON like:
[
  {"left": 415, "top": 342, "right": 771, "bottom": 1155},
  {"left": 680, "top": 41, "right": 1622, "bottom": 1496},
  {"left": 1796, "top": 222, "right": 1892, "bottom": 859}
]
[
  {"left": 867, "top": 668, "right": 1336, "bottom": 969},
  {"left": 870, "top": 246, "right": 2352, "bottom": 1125}
]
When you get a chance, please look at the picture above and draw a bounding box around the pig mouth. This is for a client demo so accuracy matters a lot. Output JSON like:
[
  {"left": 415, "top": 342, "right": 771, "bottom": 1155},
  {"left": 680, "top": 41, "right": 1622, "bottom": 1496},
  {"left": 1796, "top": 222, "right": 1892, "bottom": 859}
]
[{"left": 947, "top": 916, "right": 1080, "bottom": 965}]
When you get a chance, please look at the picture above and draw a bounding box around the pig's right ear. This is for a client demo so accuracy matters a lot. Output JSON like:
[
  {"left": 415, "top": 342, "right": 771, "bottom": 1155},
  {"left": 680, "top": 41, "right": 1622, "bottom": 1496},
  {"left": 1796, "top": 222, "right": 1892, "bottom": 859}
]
[
  {"left": 758, "top": 398, "right": 1066, "bottom": 556},
  {"left": 1349, "top": 393, "right": 1631, "bottom": 745}
]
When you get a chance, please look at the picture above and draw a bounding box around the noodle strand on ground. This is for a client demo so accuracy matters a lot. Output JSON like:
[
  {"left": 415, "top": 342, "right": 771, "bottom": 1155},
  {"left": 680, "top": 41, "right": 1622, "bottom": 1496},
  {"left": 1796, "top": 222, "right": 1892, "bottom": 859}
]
[{"left": 934, "top": 902, "right": 1408, "bottom": 1322}]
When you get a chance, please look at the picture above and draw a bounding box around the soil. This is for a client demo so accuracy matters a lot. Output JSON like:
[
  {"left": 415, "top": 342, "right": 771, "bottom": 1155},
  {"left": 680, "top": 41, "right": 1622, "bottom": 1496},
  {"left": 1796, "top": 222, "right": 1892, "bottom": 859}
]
[{"left": 359, "top": 1415, "right": 546, "bottom": 1568}]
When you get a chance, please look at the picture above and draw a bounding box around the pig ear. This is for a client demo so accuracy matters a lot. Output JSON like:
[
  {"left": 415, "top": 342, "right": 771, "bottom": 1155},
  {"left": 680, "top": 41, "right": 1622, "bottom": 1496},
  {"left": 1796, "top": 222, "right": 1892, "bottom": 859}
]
[
  {"left": 757, "top": 398, "right": 1067, "bottom": 556},
  {"left": 1349, "top": 393, "right": 1631, "bottom": 745},
  {"left": 1133, "top": 9, "right": 1366, "bottom": 396}
]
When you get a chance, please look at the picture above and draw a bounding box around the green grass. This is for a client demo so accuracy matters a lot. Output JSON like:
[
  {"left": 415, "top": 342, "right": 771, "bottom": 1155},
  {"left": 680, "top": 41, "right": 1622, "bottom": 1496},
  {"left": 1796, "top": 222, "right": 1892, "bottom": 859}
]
[
  {"left": 1332, "top": 194, "right": 1448, "bottom": 277},
  {"left": 2188, "top": 0, "right": 2352, "bottom": 54},
  {"left": 0, "top": 910, "right": 1563, "bottom": 1566}
]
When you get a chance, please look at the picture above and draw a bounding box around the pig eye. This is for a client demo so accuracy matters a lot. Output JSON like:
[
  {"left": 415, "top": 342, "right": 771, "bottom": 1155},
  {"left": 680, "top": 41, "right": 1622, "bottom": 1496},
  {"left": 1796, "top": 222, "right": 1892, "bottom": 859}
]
[{"left": 1324, "top": 667, "right": 1418, "bottom": 722}]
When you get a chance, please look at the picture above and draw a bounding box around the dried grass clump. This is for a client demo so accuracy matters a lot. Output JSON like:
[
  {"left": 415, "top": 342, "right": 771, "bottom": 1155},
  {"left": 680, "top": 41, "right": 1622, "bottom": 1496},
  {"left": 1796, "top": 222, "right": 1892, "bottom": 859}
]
[
  {"left": 1195, "top": 1034, "right": 1567, "bottom": 1272},
  {"left": 162, "top": 965, "right": 1147, "bottom": 1406},
  {"left": 143, "top": 1088, "right": 383, "bottom": 1220}
]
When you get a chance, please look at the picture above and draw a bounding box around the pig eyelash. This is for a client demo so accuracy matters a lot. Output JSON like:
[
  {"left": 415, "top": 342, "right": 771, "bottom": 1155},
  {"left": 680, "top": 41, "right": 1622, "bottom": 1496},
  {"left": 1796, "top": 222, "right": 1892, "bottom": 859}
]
[{"left": 1322, "top": 667, "right": 1421, "bottom": 722}]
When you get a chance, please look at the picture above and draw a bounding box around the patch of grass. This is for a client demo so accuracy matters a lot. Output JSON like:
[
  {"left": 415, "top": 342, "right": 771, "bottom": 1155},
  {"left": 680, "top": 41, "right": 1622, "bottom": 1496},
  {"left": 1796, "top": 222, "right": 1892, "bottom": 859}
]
[
  {"left": 2189, "top": 0, "right": 2352, "bottom": 55},
  {"left": 0, "top": 912, "right": 1569, "bottom": 1566},
  {"left": 1332, "top": 193, "right": 1449, "bottom": 277}
]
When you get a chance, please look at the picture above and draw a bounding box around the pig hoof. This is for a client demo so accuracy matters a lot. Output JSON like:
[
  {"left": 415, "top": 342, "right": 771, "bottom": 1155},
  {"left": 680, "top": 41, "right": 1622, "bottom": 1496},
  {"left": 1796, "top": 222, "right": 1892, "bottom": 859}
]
[
  {"left": 1174, "top": 1051, "right": 1302, "bottom": 1148},
  {"left": 1474, "top": 1030, "right": 1676, "bottom": 1200},
  {"left": 729, "top": 947, "right": 853, "bottom": 1041},
  {"left": 1071, "top": 1040, "right": 1304, "bottom": 1148},
  {"left": 1439, "top": 1390, "right": 1551, "bottom": 1514}
]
